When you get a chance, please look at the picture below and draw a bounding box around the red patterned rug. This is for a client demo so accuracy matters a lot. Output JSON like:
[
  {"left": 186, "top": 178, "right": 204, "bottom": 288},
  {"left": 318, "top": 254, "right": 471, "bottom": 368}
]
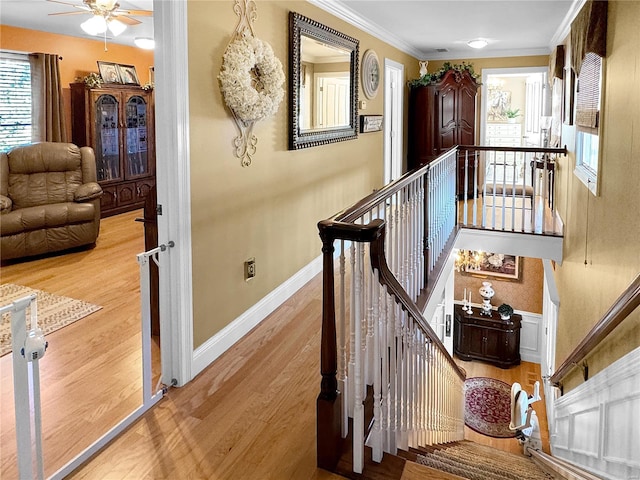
[{"left": 464, "top": 377, "right": 516, "bottom": 438}]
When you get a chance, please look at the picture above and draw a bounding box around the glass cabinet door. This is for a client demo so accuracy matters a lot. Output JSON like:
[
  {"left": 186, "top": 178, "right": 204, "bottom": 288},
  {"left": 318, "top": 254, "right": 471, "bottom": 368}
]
[
  {"left": 124, "top": 95, "right": 149, "bottom": 179},
  {"left": 94, "top": 94, "right": 121, "bottom": 182}
]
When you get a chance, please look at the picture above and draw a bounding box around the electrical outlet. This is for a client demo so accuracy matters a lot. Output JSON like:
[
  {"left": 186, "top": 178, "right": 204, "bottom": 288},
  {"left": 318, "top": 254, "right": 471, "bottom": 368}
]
[{"left": 245, "top": 258, "right": 256, "bottom": 281}]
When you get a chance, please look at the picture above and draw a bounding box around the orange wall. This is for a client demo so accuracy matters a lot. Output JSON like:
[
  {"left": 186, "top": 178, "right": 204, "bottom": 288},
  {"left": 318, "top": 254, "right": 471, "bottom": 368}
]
[{"left": 0, "top": 25, "right": 154, "bottom": 141}]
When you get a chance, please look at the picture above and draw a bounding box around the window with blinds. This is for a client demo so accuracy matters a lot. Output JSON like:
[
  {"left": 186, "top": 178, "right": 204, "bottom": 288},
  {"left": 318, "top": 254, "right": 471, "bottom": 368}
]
[
  {"left": 575, "top": 52, "right": 602, "bottom": 133},
  {"left": 574, "top": 52, "right": 603, "bottom": 193},
  {"left": 0, "top": 53, "right": 32, "bottom": 153}
]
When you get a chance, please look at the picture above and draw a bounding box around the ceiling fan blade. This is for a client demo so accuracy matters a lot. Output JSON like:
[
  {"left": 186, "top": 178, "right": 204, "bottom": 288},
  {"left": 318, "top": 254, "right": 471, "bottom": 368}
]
[
  {"left": 115, "top": 9, "right": 152, "bottom": 17},
  {"left": 48, "top": 10, "right": 92, "bottom": 16},
  {"left": 114, "top": 15, "right": 141, "bottom": 26},
  {"left": 47, "top": 0, "right": 85, "bottom": 6}
]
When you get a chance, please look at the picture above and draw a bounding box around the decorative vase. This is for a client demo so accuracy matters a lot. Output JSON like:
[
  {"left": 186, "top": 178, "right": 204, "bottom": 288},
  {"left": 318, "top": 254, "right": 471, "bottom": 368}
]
[{"left": 479, "top": 281, "right": 495, "bottom": 316}]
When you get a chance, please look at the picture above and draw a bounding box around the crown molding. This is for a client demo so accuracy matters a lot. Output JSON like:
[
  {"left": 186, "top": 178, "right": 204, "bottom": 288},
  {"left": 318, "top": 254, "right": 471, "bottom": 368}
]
[
  {"left": 549, "top": 0, "right": 586, "bottom": 48},
  {"left": 307, "top": 0, "right": 424, "bottom": 59},
  {"left": 308, "top": 0, "right": 562, "bottom": 62}
]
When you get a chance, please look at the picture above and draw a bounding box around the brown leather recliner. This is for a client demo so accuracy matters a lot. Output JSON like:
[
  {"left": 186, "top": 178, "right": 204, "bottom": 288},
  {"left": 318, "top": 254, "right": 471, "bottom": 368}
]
[{"left": 0, "top": 142, "right": 103, "bottom": 261}]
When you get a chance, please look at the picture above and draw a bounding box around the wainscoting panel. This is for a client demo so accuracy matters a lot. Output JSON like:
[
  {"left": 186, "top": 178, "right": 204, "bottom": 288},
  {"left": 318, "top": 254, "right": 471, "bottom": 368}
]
[
  {"left": 552, "top": 347, "right": 640, "bottom": 480},
  {"left": 518, "top": 311, "right": 542, "bottom": 364}
]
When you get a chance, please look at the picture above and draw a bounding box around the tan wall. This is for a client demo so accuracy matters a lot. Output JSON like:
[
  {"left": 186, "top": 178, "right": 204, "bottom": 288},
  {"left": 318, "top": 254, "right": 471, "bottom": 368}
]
[
  {"left": 186, "top": 1, "right": 418, "bottom": 348},
  {"left": 552, "top": 0, "right": 640, "bottom": 391},
  {"left": 0, "top": 25, "right": 154, "bottom": 140},
  {"left": 454, "top": 257, "right": 544, "bottom": 314}
]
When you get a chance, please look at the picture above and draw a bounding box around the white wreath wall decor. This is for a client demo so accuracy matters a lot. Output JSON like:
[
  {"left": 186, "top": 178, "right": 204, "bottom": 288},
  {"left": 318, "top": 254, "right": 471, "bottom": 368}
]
[
  {"left": 218, "top": 0, "right": 285, "bottom": 166},
  {"left": 219, "top": 36, "right": 285, "bottom": 123}
]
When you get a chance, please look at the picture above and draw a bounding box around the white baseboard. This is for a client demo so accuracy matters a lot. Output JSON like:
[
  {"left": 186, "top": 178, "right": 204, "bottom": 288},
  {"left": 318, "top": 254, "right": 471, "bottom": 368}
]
[{"left": 191, "top": 255, "right": 323, "bottom": 378}]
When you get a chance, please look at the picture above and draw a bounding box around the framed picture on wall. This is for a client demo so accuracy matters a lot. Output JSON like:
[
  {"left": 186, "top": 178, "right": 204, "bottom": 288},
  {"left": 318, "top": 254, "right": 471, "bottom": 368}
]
[
  {"left": 360, "top": 115, "right": 383, "bottom": 133},
  {"left": 97, "top": 61, "right": 122, "bottom": 84},
  {"left": 461, "top": 252, "right": 522, "bottom": 281},
  {"left": 117, "top": 64, "right": 140, "bottom": 85}
]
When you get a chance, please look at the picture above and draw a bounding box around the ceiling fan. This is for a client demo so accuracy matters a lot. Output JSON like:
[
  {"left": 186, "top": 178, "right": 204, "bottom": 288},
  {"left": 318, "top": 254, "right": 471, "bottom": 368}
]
[{"left": 47, "top": 0, "right": 152, "bottom": 38}]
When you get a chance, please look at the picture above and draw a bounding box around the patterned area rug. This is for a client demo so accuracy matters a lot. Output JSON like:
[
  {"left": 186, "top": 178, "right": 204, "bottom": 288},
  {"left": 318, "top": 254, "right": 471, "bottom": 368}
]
[
  {"left": 1, "top": 284, "right": 102, "bottom": 357},
  {"left": 464, "top": 377, "right": 515, "bottom": 438}
]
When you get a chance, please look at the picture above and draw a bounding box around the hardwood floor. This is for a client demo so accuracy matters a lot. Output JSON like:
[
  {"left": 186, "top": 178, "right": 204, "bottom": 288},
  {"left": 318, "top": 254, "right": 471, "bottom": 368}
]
[
  {"left": 72, "top": 269, "right": 546, "bottom": 478},
  {"left": 2, "top": 213, "right": 549, "bottom": 479},
  {"left": 1, "top": 210, "right": 158, "bottom": 479}
]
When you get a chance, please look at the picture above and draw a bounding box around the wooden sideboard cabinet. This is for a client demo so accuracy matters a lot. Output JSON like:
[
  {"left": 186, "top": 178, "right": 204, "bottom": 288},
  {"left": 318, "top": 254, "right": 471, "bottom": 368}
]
[
  {"left": 454, "top": 304, "right": 521, "bottom": 368},
  {"left": 408, "top": 69, "right": 478, "bottom": 199},
  {"left": 70, "top": 83, "right": 155, "bottom": 217}
]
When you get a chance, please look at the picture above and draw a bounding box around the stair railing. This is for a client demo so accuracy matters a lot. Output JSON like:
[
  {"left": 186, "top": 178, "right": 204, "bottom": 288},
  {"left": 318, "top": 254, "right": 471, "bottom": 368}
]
[
  {"left": 317, "top": 148, "right": 466, "bottom": 474},
  {"left": 550, "top": 272, "right": 640, "bottom": 388},
  {"left": 457, "top": 145, "right": 567, "bottom": 235}
]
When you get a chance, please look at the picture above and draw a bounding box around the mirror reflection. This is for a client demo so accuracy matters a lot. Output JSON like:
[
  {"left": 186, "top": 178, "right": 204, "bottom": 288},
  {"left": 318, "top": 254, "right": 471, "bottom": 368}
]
[
  {"left": 289, "top": 12, "right": 359, "bottom": 150},
  {"left": 299, "top": 35, "right": 351, "bottom": 131}
]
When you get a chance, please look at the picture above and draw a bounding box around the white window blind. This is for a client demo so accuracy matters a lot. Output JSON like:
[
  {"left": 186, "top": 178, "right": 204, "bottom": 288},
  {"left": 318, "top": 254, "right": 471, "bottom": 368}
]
[
  {"left": 0, "top": 52, "right": 32, "bottom": 153},
  {"left": 575, "top": 52, "right": 601, "bottom": 133}
]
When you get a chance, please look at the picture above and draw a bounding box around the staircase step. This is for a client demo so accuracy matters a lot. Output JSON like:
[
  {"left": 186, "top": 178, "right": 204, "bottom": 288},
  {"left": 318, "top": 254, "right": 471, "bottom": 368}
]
[{"left": 413, "top": 441, "right": 554, "bottom": 480}]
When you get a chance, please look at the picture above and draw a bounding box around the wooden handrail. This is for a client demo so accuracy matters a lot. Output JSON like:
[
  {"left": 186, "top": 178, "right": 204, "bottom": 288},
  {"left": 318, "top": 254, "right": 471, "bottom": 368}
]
[
  {"left": 550, "top": 273, "right": 640, "bottom": 386},
  {"left": 458, "top": 145, "right": 568, "bottom": 155},
  {"left": 369, "top": 221, "right": 466, "bottom": 381}
]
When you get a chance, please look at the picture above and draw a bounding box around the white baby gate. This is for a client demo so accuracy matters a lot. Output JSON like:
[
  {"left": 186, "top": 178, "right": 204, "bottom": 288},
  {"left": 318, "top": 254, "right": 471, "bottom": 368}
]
[{"left": 2, "top": 242, "right": 172, "bottom": 479}]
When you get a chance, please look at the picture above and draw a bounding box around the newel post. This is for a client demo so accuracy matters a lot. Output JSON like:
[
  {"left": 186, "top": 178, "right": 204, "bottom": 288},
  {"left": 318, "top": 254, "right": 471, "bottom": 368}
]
[{"left": 316, "top": 221, "right": 341, "bottom": 470}]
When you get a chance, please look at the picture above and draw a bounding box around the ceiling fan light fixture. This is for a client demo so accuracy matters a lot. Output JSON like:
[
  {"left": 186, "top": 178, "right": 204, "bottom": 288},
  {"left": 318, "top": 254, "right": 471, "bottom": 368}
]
[
  {"left": 107, "top": 18, "right": 127, "bottom": 36},
  {"left": 467, "top": 38, "right": 488, "bottom": 49},
  {"left": 81, "top": 15, "right": 107, "bottom": 36},
  {"left": 134, "top": 37, "right": 155, "bottom": 50}
]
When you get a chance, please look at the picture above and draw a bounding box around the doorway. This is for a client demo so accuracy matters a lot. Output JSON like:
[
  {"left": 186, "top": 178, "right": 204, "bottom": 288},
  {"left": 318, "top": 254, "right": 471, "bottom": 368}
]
[
  {"left": 481, "top": 67, "right": 550, "bottom": 187},
  {"left": 383, "top": 59, "right": 404, "bottom": 184}
]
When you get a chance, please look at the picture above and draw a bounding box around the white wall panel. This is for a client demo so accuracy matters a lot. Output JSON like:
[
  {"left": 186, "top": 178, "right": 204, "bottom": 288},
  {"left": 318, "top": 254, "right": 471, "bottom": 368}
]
[{"left": 552, "top": 347, "right": 640, "bottom": 480}]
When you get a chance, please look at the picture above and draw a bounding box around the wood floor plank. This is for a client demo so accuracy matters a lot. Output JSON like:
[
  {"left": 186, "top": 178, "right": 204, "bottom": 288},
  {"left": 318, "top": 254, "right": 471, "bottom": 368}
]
[
  {"left": 1, "top": 210, "right": 154, "bottom": 479},
  {"left": 3, "top": 209, "right": 550, "bottom": 479}
]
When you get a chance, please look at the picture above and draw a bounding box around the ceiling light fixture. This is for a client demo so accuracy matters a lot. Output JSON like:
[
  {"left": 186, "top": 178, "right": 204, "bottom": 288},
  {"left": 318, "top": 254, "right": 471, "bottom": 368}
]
[
  {"left": 81, "top": 15, "right": 127, "bottom": 37},
  {"left": 134, "top": 37, "right": 155, "bottom": 50},
  {"left": 467, "top": 39, "right": 488, "bottom": 49},
  {"left": 81, "top": 15, "right": 108, "bottom": 36},
  {"left": 107, "top": 19, "right": 127, "bottom": 37},
  {"left": 455, "top": 250, "right": 485, "bottom": 272}
]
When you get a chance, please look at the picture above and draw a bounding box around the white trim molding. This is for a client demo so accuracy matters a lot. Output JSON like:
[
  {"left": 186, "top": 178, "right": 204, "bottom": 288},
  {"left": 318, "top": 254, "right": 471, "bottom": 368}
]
[
  {"left": 518, "top": 310, "right": 542, "bottom": 364},
  {"left": 552, "top": 347, "right": 640, "bottom": 480},
  {"left": 192, "top": 255, "right": 323, "bottom": 378},
  {"left": 154, "top": 0, "right": 194, "bottom": 387}
]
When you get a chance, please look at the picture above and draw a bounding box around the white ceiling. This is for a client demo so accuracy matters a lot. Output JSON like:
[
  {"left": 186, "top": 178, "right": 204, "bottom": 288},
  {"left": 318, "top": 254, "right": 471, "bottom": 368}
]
[
  {"left": 311, "top": 0, "right": 581, "bottom": 60},
  {"left": 1, "top": 0, "right": 580, "bottom": 58},
  {"left": 1, "top": 0, "right": 154, "bottom": 49}
]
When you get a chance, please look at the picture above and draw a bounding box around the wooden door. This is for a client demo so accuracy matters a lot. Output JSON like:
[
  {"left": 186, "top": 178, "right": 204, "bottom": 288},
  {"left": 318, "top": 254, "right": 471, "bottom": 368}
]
[
  {"left": 436, "top": 81, "right": 457, "bottom": 152},
  {"left": 457, "top": 81, "right": 477, "bottom": 146}
]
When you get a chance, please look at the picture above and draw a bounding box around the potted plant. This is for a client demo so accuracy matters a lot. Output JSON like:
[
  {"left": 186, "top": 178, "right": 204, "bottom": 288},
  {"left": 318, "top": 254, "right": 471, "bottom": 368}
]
[
  {"left": 497, "top": 303, "right": 514, "bottom": 320},
  {"left": 505, "top": 108, "right": 521, "bottom": 123}
]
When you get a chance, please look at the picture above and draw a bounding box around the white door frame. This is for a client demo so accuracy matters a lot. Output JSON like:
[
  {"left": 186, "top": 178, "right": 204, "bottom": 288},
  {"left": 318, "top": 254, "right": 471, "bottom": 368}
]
[
  {"left": 383, "top": 59, "right": 404, "bottom": 184},
  {"left": 542, "top": 259, "right": 560, "bottom": 430},
  {"left": 480, "top": 66, "right": 548, "bottom": 146},
  {"left": 154, "top": 0, "right": 193, "bottom": 387}
]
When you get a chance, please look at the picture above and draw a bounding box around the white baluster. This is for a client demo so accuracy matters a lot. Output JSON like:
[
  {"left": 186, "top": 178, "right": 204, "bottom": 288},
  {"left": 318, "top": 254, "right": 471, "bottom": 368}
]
[
  {"left": 370, "top": 269, "right": 383, "bottom": 462},
  {"left": 353, "top": 242, "right": 364, "bottom": 474},
  {"left": 338, "top": 241, "right": 348, "bottom": 438},
  {"left": 348, "top": 243, "right": 356, "bottom": 418}
]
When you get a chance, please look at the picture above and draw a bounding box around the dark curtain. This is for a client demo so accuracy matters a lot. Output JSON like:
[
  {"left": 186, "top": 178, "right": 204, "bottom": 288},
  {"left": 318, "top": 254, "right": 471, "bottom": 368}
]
[
  {"left": 549, "top": 45, "right": 565, "bottom": 82},
  {"left": 570, "top": 0, "right": 608, "bottom": 76},
  {"left": 29, "top": 53, "right": 68, "bottom": 143}
]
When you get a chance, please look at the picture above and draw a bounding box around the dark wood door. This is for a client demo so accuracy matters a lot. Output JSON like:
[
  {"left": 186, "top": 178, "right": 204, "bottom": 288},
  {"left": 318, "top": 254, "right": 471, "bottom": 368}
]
[{"left": 437, "top": 81, "right": 457, "bottom": 152}]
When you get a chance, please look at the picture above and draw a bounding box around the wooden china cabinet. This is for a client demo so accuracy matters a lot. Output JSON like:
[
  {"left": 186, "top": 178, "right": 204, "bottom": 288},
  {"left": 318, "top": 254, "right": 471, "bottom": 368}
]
[
  {"left": 408, "top": 69, "right": 478, "bottom": 198},
  {"left": 70, "top": 83, "right": 155, "bottom": 217}
]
